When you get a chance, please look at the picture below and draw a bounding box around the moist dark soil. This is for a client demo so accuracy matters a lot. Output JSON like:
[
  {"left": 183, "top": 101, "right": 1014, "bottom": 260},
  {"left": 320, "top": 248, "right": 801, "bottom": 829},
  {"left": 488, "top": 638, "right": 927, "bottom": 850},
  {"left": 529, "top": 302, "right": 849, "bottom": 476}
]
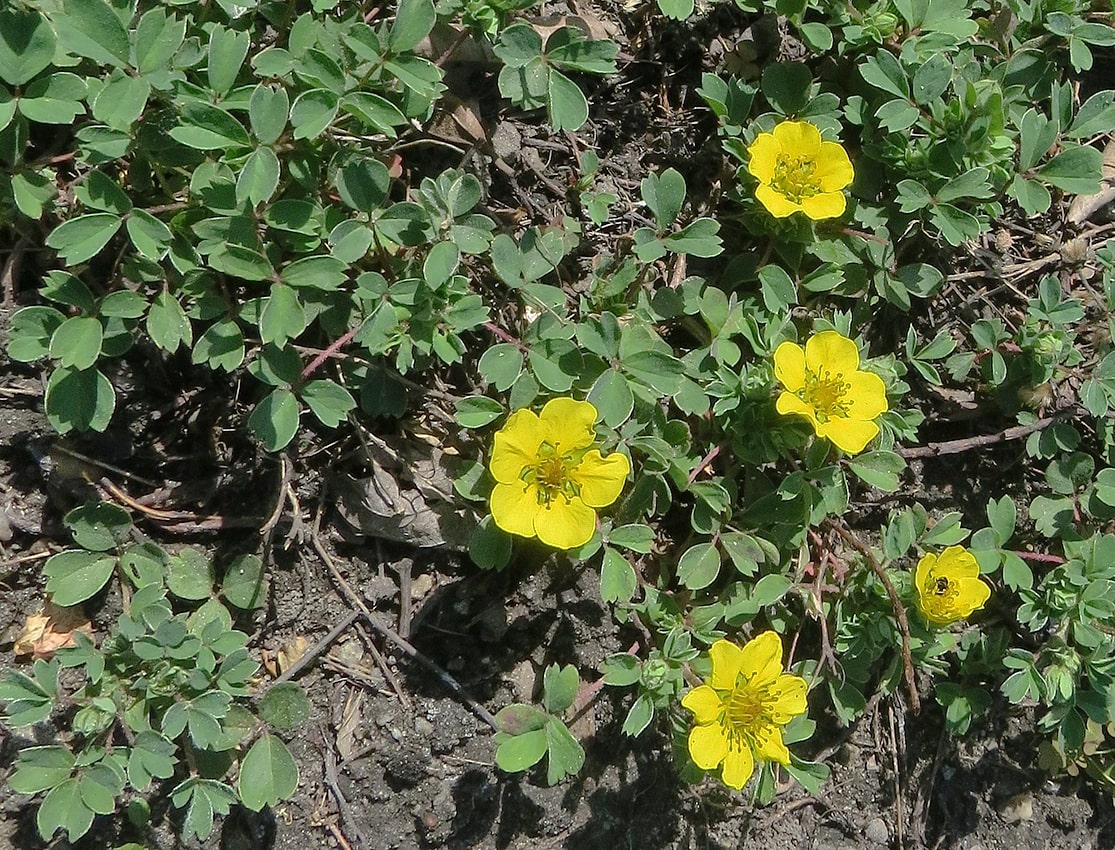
[{"left": 3, "top": 3, "right": 1115, "bottom": 849}]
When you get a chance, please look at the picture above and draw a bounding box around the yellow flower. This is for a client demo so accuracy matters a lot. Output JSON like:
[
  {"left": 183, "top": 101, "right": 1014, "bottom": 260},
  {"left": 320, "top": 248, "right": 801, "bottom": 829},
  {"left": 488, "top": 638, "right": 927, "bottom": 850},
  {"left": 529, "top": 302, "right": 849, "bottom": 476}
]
[
  {"left": 488, "top": 398, "right": 630, "bottom": 550},
  {"left": 914, "top": 546, "right": 992, "bottom": 626},
  {"left": 682, "top": 632, "right": 807, "bottom": 790},
  {"left": 747, "top": 120, "right": 854, "bottom": 219},
  {"left": 774, "top": 330, "right": 888, "bottom": 455}
]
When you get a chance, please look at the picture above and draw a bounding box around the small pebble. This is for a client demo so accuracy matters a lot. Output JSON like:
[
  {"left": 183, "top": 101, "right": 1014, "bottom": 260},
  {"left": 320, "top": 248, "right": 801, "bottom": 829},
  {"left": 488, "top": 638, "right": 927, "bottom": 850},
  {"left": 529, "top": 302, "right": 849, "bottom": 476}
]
[
  {"left": 998, "top": 791, "right": 1034, "bottom": 824},
  {"left": 864, "top": 817, "right": 889, "bottom": 844}
]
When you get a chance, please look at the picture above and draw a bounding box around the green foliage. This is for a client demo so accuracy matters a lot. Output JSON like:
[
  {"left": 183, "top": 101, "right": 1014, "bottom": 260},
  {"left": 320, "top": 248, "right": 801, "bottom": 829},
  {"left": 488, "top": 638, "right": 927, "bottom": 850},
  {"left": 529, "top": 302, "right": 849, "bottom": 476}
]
[
  {"left": 0, "top": 503, "right": 305, "bottom": 843},
  {"left": 494, "top": 664, "right": 586, "bottom": 785}
]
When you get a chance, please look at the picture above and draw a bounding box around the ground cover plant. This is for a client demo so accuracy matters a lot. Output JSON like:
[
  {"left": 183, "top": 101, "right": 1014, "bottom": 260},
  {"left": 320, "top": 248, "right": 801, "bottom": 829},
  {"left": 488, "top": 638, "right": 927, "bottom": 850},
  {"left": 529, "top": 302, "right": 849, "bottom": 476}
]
[{"left": 1, "top": 0, "right": 1115, "bottom": 847}]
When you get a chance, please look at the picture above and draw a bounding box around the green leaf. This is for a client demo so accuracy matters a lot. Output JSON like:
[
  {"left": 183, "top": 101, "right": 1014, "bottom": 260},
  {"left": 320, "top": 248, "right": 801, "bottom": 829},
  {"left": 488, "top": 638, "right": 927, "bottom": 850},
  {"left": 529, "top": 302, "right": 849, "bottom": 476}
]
[
  {"left": 587, "top": 368, "right": 633, "bottom": 428},
  {"left": 621, "top": 693, "right": 654, "bottom": 736},
  {"left": 37, "top": 777, "right": 95, "bottom": 841},
  {"left": 495, "top": 728, "right": 547, "bottom": 772},
  {"left": 623, "top": 350, "right": 685, "bottom": 395},
  {"left": 389, "top": 0, "right": 436, "bottom": 52},
  {"left": 761, "top": 62, "right": 812, "bottom": 114},
  {"left": 134, "top": 8, "right": 185, "bottom": 74},
  {"left": 0, "top": 8, "right": 56, "bottom": 85},
  {"left": 46, "top": 213, "right": 121, "bottom": 265},
  {"left": 676, "top": 542, "right": 721, "bottom": 590},
  {"left": 259, "top": 683, "right": 312, "bottom": 730},
  {"left": 238, "top": 733, "right": 299, "bottom": 811},
  {"left": 222, "top": 553, "right": 266, "bottom": 609},
  {"left": 169, "top": 102, "right": 251, "bottom": 150},
  {"left": 172, "top": 779, "right": 237, "bottom": 841},
  {"left": 1038, "top": 144, "right": 1103, "bottom": 194},
  {"left": 859, "top": 52, "right": 907, "bottom": 99},
  {"left": 752, "top": 573, "right": 791, "bottom": 606},
  {"left": 260, "top": 284, "right": 307, "bottom": 348},
  {"left": 936, "top": 167, "right": 992, "bottom": 202},
  {"left": 249, "top": 84, "right": 289, "bottom": 145},
  {"left": 455, "top": 395, "right": 504, "bottom": 427},
  {"left": 875, "top": 99, "right": 920, "bottom": 133},
  {"left": 64, "top": 501, "right": 131, "bottom": 551},
  {"left": 167, "top": 548, "right": 214, "bottom": 601},
  {"left": 9, "top": 747, "right": 74, "bottom": 795},
  {"left": 477, "top": 344, "right": 524, "bottom": 392},
  {"left": 300, "top": 379, "right": 356, "bottom": 427},
  {"left": 281, "top": 255, "right": 347, "bottom": 291},
  {"left": 249, "top": 388, "right": 301, "bottom": 451},
  {"left": 911, "top": 54, "right": 951, "bottom": 104},
  {"left": 469, "top": 515, "right": 512, "bottom": 570},
  {"left": 541, "top": 664, "right": 579, "bottom": 713},
  {"left": 126, "top": 209, "right": 173, "bottom": 260},
  {"left": 334, "top": 156, "right": 390, "bottom": 210},
  {"left": 49, "top": 317, "right": 102, "bottom": 370},
  {"left": 600, "top": 546, "right": 637, "bottom": 602},
  {"left": 90, "top": 73, "right": 149, "bottom": 130},
  {"left": 8, "top": 306, "right": 66, "bottom": 362},
  {"left": 290, "top": 88, "right": 339, "bottom": 140},
  {"left": 343, "top": 91, "right": 410, "bottom": 136},
  {"left": 127, "top": 732, "right": 176, "bottom": 791},
  {"left": 1067, "top": 90, "right": 1115, "bottom": 139},
  {"left": 193, "top": 319, "right": 245, "bottom": 371},
  {"left": 44, "top": 549, "right": 117, "bottom": 605},
  {"left": 608, "top": 523, "right": 654, "bottom": 554},
  {"left": 146, "top": 291, "right": 192, "bottom": 353},
  {"left": 208, "top": 26, "right": 250, "bottom": 94},
  {"left": 848, "top": 451, "right": 906, "bottom": 492},
  {"left": 544, "top": 718, "right": 585, "bottom": 784},
  {"left": 56, "top": 0, "right": 130, "bottom": 67},
  {"left": 546, "top": 69, "right": 588, "bottom": 132},
  {"left": 236, "top": 146, "right": 281, "bottom": 206},
  {"left": 44, "top": 367, "right": 116, "bottom": 434},
  {"left": 642, "top": 168, "right": 686, "bottom": 229},
  {"left": 1008, "top": 174, "right": 1052, "bottom": 216}
]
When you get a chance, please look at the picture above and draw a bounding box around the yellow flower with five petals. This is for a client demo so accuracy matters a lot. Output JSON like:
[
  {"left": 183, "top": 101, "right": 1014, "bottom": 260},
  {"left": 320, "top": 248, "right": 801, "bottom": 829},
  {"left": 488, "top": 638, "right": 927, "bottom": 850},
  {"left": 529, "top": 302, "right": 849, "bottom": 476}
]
[
  {"left": 774, "top": 330, "right": 888, "bottom": 455},
  {"left": 914, "top": 546, "right": 992, "bottom": 626},
  {"left": 488, "top": 398, "right": 630, "bottom": 550},
  {"left": 748, "top": 120, "right": 854, "bottom": 220},
  {"left": 682, "top": 632, "right": 807, "bottom": 790}
]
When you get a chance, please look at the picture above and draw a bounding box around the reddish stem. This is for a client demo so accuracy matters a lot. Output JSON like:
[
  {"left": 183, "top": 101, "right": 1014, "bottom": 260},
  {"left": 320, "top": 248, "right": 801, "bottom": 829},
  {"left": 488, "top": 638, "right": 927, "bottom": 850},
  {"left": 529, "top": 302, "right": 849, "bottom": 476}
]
[{"left": 301, "top": 326, "right": 358, "bottom": 380}]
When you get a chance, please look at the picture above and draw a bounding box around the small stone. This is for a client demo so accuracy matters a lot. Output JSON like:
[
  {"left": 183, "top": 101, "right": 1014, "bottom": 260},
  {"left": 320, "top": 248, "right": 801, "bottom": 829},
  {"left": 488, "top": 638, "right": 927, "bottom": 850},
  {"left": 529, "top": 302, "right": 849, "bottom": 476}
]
[
  {"left": 864, "top": 817, "right": 889, "bottom": 844},
  {"left": 410, "top": 573, "right": 434, "bottom": 599},
  {"left": 998, "top": 791, "right": 1034, "bottom": 824},
  {"left": 414, "top": 717, "right": 434, "bottom": 737}
]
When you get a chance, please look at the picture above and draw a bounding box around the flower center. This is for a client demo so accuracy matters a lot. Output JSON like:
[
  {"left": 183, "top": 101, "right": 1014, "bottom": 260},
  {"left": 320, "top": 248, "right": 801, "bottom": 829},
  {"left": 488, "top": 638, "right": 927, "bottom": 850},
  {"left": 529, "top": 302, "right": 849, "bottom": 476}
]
[
  {"left": 523, "top": 442, "right": 581, "bottom": 506},
  {"left": 719, "top": 676, "right": 773, "bottom": 751},
  {"left": 771, "top": 154, "right": 821, "bottom": 203},
  {"left": 924, "top": 572, "right": 960, "bottom": 613},
  {"left": 801, "top": 367, "right": 851, "bottom": 422}
]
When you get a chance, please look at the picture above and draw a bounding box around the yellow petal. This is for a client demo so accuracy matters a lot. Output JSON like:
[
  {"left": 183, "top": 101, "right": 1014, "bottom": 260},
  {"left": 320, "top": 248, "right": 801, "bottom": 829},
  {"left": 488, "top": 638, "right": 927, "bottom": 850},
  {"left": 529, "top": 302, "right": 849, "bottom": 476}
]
[
  {"left": 773, "top": 341, "right": 806, "bottom": 392},
  {"left": 842, "top": 370, "right": 888, "bottom": 420},
  {"left": 738, "top": 631, "right": 783, "bottom": 688},
  {"left": 771, "top": 120, "right": 822, "bottom": 156},
  {"left": 540, "top": 397, "right": 597, "bottom": 452},
  {"left": 815, "top": 140, "right": 855, "bottom": 191},
  {"left": 754, "top": 184, "right": 802, "bottom": 218},
  {"left": 776, "top": 391, "right": 820, "bottom": 429},
  {"left": 688, "top": 722, "right": 729, "bottom": 770},
  {"left": 914, "top": 552, "right": 937, "bottom": 594},
  {"left": 955, "top": 576, "right": 991, "bottom": 615},
  {"left": 766, "top": 674, "right": 808, "bottom": 722},
  {"left": 682, "top": 685, "right": 723, "bottom": 725},
  {"left": 939, "top": 546, "right": 980, "bottom": 578},
  {"left": 816, "top": 416, "right": 879, "bottom": 454},
  {"left": 574, "top": 449, "right": 629, "bottom": 509},
  {"left": 804, "top": 331, "right": 860, "bottom": 377},
  {"left": 752, "top": 724, "right": 791, "bottom": 765},
  {"left": 799, "top": 190, "right": 847, "bottom": 220},
  {"left": 490, "top": 409, "right": 545, "bottom": 484},
  {"left": 747, "top": 132, "right": 782, "bottom": 183},
  {"left": 533, "top": 496, "right": 596, "bottom": 550},
  {"left": 720, "top": 745, "right": 755, "bottom": 790},
  {"left": 489, "top": 482, "right": 543, "bottom": 539},
  {"left": 708, "top": 639, "right": 745, "bottom": 690}
]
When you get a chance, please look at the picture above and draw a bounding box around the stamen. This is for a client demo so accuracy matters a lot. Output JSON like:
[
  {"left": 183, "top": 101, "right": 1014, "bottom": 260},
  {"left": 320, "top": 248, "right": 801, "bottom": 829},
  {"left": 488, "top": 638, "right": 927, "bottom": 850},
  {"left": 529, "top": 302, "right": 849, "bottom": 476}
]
[
  {"left": 771, "top": 154, "right": 821, "bottom": 203},
  {"left": 800, "top": 367, "right": 851, "bottom": 422},
  {"left": 522, "top": 441, "right": 582, "bottom": 507}
]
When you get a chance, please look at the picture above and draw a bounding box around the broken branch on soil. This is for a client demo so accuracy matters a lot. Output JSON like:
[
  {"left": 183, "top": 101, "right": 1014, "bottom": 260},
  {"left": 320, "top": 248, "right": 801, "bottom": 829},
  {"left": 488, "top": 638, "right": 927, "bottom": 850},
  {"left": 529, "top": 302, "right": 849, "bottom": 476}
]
[
  {"left": 828, "top": 519, "right": 921, "bottom": 714},
  {"left": 309, "top": 530, "right": 499, "bottom": 732},
  {"left": 897, "top": 411, "right": 1071, "bottom": 459}
]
